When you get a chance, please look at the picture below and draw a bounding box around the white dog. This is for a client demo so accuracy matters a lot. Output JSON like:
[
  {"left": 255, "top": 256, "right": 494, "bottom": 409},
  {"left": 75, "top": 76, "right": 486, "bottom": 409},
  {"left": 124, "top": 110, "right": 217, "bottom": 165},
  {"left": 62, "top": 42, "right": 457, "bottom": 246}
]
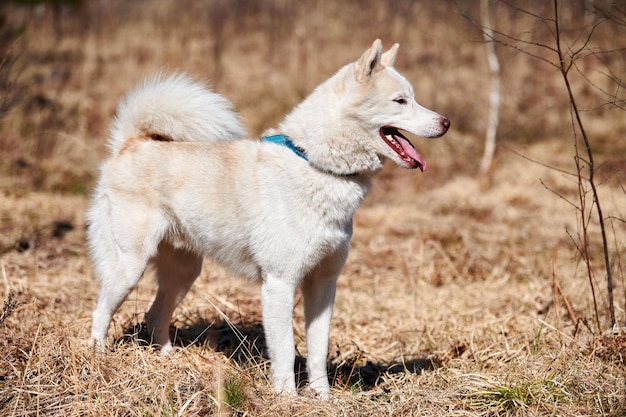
[{"left": 87, "top": 39, "right": 449, "bottom": 396}]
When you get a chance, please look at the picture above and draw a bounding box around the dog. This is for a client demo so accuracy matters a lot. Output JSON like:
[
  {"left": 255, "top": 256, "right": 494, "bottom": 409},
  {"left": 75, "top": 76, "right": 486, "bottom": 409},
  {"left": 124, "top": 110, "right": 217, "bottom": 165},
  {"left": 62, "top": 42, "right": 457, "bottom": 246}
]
[{"left": 87, "top": 39, "right": 449, "bottom": 396}]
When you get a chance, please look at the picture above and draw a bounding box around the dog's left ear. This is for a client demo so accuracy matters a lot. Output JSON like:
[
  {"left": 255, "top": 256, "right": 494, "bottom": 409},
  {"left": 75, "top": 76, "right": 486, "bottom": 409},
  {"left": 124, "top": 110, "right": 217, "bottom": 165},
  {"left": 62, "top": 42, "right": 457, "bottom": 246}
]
[
  {"left": 381, "top": 43, "right": 399, "bottom": 67},
  {"left": 355, "top": 39, "right": 383, "bottom": 82}
]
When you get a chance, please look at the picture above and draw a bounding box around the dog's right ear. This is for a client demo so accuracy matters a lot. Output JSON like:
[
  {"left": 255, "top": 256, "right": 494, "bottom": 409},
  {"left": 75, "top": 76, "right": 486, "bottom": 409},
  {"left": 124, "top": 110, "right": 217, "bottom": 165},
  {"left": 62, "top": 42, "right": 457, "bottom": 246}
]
[{"left": 355, "top": 39, "right": 383, "bottom": 82}]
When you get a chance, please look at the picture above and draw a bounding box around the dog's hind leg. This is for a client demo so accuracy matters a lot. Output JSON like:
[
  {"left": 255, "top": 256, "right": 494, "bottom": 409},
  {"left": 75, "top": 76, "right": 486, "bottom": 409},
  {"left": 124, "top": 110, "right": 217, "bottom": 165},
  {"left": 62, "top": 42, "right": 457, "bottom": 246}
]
[
  {"left": 145, "top": 241, "right": 203, "bottom": 355},
  {"left": 88, "top": 199, "right": 166, "bottom": 351},
  {"left": 262, "top": 272, "right": 297, "bottom": 394},
  {"left": 90, "top": 250, "right": 149, "bottom": 351}
]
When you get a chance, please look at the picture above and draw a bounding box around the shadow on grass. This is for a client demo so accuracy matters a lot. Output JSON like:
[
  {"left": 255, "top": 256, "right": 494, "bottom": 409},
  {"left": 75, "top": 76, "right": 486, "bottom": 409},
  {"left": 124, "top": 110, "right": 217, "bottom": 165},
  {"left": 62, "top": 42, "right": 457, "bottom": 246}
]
[{"left": 118, "top": 319, "right": 440, "bottom": 391}]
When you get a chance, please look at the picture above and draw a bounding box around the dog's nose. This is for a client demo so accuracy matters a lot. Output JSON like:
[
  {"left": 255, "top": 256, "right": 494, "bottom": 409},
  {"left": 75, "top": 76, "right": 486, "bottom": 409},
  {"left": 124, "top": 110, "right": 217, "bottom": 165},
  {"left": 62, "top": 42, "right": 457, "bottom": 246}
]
[{"left": 440, "top": 117, "right": 450, "bottom": 131}]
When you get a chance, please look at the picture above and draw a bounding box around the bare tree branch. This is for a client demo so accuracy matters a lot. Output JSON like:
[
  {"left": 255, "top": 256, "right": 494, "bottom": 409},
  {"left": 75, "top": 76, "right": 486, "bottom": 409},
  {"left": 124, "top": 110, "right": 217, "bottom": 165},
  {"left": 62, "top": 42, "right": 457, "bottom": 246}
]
[
  {"left": 553, "top": 0, "right": 615, "bottom": 327},
  {"left": 501, "top": 144, "right": 577, "bottom": 178},
  {"left": 455, "top": 2, "right": 560, "bottom": 70},
  {"left": 573, "top": 61, "right": 626, "bottom": 111},
  {"left": 465, "top": 0, "right": 623, "bottom": 330},
  {"left": 570, "top": 18, "right": 606, "bottom": 60}
]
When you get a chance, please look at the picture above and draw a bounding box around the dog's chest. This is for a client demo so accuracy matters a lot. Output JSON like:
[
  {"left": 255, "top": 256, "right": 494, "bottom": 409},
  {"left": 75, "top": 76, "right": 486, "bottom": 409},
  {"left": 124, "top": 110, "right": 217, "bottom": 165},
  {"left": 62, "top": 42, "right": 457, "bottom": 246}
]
[{"left": 302, "top": 173, "right": 369, "bottom": 225}]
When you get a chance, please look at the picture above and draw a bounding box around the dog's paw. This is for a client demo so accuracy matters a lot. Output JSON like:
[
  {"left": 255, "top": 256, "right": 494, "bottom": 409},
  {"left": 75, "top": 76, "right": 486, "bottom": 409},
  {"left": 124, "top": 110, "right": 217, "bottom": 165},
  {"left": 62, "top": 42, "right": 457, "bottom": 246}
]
[
  {"left": 308, "top": 377, "right": 331, "bottom": 399},
  {"left": 159, "top": 341, "right": 174, "bottom": 357},
  {"left": 300, "top": 385, "right": 333, "bottom": 401},
  {"left": 88, "top": 337, "right": 107, "bottom": 353}
]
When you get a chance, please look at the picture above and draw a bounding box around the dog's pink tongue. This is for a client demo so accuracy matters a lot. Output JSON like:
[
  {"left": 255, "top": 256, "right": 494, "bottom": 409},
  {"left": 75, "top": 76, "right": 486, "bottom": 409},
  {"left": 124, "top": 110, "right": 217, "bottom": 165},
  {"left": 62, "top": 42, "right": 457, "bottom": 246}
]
[{"left": 397, "top": 135, "right": 427, "bottom": 172}]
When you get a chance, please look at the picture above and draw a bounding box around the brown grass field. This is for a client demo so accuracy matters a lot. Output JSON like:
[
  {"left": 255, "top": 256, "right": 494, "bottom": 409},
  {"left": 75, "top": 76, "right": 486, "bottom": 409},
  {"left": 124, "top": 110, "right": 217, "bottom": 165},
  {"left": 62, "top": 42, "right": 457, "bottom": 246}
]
[{"left": 1, "top": 1, "right": 625, "bottom": 415}]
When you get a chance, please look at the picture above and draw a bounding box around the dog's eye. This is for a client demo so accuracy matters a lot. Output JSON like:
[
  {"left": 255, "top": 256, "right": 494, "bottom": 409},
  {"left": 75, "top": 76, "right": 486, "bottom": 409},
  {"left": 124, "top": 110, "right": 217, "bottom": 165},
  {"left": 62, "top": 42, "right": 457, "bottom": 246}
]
[{"left": 394, "top": 98, "right": 407, "bottom": 105}]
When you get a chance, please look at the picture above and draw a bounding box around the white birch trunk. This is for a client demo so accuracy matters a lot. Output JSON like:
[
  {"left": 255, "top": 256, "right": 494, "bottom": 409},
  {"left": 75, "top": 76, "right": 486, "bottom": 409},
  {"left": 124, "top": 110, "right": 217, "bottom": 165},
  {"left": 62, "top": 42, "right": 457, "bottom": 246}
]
[{"left": 479, "top": 0, "right": 501, "bottom": 175}]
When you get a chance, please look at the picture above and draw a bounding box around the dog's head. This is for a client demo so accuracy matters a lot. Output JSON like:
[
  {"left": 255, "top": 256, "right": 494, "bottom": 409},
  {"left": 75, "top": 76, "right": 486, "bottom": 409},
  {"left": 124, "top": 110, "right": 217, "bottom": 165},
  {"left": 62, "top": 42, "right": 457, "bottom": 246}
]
[{"left": 349, "top": 39, "right": 450, "bottom": 172}]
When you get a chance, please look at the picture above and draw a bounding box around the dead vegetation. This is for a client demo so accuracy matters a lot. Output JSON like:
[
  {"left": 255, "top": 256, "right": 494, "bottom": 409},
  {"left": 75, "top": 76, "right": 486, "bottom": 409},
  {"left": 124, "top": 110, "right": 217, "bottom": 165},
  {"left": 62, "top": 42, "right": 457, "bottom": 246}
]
[{"left": 0, "top": 0, "right": 625, "bottom": 415}]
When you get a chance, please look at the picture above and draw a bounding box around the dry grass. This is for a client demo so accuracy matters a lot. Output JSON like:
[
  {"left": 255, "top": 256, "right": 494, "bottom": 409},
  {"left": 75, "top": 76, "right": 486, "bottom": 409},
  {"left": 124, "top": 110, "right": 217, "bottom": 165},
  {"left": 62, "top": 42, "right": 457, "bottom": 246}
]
[{"left": 1, "top": 1, "right": 625, "bottom": 416}]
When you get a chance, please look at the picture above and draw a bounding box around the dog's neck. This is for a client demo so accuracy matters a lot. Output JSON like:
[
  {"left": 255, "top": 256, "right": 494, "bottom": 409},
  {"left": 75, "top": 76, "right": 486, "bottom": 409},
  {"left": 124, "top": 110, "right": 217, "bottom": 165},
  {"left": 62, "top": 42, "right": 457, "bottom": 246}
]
[
  {"left": 275, "top": 65, "right": 385, "bottom": 176},
  {"left": 262, "top": 133, "right": 361, "bottom": 177}
]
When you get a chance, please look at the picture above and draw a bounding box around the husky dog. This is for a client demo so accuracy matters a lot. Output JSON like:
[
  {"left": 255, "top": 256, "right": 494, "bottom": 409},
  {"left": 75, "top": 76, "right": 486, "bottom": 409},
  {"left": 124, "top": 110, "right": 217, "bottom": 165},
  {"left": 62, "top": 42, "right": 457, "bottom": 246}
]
[{"left": 88, "top": 39, "right": 449, "bottom": 396}]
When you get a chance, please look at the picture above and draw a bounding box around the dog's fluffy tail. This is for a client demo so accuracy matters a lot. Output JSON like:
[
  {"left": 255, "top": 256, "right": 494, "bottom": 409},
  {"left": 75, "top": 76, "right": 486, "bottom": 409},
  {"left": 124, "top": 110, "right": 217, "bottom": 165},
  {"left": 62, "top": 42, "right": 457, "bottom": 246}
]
[{"left": 107, "top": 73, "right": 247, "bottom": 155}]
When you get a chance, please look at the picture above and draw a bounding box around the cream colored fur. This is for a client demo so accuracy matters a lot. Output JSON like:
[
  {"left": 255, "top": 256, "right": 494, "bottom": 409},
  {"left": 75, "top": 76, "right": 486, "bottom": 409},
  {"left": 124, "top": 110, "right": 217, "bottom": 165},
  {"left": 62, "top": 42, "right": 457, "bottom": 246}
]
[{"left": 87, "top": 39, "right": 449, "bottom": 396}]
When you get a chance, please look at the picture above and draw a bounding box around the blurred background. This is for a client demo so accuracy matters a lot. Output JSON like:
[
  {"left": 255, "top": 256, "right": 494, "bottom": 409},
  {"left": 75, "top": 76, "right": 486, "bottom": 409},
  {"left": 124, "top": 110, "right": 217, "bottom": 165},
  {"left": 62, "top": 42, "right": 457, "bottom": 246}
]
[
  {"left": 0, "top": 4, "right": 625, "bottom": 413},
  {"left": 0, "top": 0, "right": 624, "bottom": 195}
]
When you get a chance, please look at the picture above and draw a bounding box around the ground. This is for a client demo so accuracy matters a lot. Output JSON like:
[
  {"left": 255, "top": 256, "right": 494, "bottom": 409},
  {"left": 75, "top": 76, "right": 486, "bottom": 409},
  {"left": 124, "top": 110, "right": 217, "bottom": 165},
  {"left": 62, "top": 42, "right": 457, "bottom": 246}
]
[{"left": 1, "top": 1, "right": 625, "bottom": 415}]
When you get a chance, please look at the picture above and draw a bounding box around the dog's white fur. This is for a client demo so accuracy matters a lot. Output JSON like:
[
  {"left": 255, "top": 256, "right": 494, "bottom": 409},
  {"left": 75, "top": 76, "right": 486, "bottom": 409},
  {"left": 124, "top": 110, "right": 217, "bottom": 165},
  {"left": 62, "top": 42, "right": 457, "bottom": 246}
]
[{"left": 88, "top": 39, "right": 449, "bottom": 396}]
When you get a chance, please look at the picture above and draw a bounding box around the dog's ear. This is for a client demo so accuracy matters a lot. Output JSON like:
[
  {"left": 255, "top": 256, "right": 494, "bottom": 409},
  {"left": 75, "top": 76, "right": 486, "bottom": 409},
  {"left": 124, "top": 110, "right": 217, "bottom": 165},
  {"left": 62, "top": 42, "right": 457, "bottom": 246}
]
[
  {"left": 355, "top": 39, "right": 383, "bottom": 82},
  {"left": 381, "top": 43, "right": 399, "bottom": 67}
]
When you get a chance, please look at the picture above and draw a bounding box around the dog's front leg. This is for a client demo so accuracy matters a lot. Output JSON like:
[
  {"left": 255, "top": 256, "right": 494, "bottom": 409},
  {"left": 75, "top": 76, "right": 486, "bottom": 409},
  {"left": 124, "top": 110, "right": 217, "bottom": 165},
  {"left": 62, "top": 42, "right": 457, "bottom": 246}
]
[
  {"left": 302, "top": 267, "right": 340, "bottom": 397},
  {"left": 261, "top": 273, "right": 297, "bottom": 394}
]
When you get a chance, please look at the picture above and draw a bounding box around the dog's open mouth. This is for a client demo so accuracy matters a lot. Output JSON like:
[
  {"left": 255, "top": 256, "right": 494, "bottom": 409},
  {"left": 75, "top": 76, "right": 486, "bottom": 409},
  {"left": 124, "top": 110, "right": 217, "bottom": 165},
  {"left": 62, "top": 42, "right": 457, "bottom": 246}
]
[{"left": 379, "top": 127, "right": 426, "bottom": 171}]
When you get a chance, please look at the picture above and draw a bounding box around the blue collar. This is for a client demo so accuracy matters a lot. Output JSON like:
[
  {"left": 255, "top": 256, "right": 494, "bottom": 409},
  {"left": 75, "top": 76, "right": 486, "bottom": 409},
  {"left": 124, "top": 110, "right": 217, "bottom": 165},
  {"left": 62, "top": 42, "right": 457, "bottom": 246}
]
[
  {"left": 262, "top": 134, "right": 308, "bottom": 161},
  {"left": 262, "top": 133, "right": 357, "bottom": 177}
]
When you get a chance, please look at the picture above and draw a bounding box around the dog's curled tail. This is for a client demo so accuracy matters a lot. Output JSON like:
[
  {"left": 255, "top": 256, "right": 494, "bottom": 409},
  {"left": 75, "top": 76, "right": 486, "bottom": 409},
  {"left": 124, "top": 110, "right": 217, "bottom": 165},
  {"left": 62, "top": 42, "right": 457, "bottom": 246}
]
[{"left": 107, "top": 73, "right": 247, "bottom": 155}]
